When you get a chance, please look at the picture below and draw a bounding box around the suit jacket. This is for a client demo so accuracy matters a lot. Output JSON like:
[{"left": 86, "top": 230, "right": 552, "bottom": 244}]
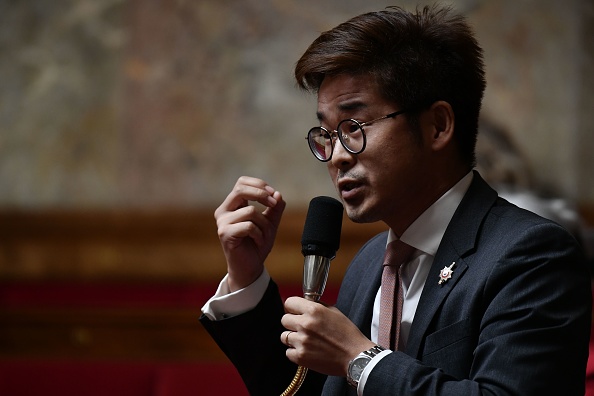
[{"left": 201, "top": 172, "right": 591, "bottom": 395}]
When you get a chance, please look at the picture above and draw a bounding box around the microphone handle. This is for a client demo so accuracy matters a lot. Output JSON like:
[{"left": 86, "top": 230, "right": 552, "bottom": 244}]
[
  {"left": 302, "top": 255, "right": 331, "bottom": 302},
  {"left": 281, "top": 255, "right": 329, "bottom": 396}
]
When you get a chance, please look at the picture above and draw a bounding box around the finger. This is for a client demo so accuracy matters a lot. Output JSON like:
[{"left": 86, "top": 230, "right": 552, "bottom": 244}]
[
  {"left": 262, "top": 190, "right": 286, "bottom": 226},
  {"left": 283, "top": 296, "right": 311, "bottom": 314},
  {"left": 217, "top": 204, "right": 270, "bottom": 231},
  {"left": 281, "top": 297, "right": 313, "bottom": 330},
  {"left": 217, "top": 205, "right": 276, "bottom": 246},
  {"left": 218, "top": 219, "right": 265, "bottom": 248},
  {"left": 281, "top": 330, "right": 297, "bottom": 348},
  {"left": 217, "top": 177, "right": 279, "bottom": 215},
  {"left": 282, "top": 297, "right": 331, "bottom": 336}
]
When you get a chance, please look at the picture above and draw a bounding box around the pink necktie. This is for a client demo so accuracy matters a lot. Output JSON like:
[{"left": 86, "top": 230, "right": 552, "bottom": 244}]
[{"left": 378, "top": 239, "right": 416, "bottom": 350}]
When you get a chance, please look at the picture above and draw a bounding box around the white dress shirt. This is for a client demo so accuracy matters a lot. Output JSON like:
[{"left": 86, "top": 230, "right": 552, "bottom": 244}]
[{"left": 202, "top": 172, "right": 473, "bottom": 395}]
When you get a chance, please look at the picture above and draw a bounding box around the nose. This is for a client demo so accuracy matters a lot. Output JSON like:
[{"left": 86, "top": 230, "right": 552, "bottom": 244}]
[{"left": 330, "top": 135, "right": 356, "bottom": 169}]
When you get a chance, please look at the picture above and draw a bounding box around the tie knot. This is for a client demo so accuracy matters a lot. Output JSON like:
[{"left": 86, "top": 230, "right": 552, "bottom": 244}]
[{"left": 383, "top": 239, "right": 416, "bottom": 268}]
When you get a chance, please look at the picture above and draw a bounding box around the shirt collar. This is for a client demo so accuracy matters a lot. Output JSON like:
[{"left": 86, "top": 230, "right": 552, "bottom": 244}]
[{"left": 388, "top": 171, "right": 473, "bottom": 256}]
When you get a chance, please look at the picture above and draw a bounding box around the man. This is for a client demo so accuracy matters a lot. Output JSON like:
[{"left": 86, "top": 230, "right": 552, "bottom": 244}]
[{"left": 201, "top": 5, "right": 591, "bottom": 395}]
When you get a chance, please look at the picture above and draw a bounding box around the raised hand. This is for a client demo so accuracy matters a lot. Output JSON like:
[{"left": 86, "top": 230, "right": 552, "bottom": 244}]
[{"left": 214, "top": 176, "right": 286, "bottom": 292}]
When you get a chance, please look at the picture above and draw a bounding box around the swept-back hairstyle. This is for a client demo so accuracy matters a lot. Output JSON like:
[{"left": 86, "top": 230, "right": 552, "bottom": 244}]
[{"left": 295, "top": 5, "right": 486, "bottom": 167}]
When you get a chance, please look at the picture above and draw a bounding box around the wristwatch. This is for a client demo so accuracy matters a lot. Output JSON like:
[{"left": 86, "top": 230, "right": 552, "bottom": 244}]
[{"left": 347, "top": 345, "right": 386, "bottom": 388}]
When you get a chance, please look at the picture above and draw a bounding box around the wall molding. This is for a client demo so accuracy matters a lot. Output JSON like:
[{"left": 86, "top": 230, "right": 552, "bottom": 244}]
[{"left": 0, "top": 209, "right": 387, "bottom": 283}]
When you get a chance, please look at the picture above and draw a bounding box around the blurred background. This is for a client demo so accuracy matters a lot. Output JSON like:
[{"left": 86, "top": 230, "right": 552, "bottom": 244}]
[{"left": 0, "top": 0, "right": 593, "bottom": 395}]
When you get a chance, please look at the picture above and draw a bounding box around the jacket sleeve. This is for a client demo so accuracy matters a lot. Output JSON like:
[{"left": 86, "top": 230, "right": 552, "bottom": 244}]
[{"left": 200, "top": 279, "right": 327, "bottom": 395}]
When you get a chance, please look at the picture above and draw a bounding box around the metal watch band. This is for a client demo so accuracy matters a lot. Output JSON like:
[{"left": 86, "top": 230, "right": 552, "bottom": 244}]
[
  {"left": 347, "top": 344, "right": 386, "bottom": 388},
  {"left": 362, "top": 345, "right": 385, "bottom": 358}
]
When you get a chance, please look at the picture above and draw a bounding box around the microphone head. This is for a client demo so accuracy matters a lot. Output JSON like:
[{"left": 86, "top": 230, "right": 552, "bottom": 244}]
[{"left": 301, "top": 196, "right": 343, "bottom": 258}]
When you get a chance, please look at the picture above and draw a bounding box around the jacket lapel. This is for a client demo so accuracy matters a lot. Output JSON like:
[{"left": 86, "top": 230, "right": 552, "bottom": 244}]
[
  {"left": 405, "top": 172, "right": 498, "bottom": 358},
  {"left": 348, "top": 234, "right": 387, "bottom": 337},
  {"left": 323, "top": 234, "right": 387, "bottom": 395}
]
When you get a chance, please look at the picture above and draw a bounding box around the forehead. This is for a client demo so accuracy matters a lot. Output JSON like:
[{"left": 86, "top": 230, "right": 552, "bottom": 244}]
[{"left": 316, "top": 74, "right": 385, "bottom": 119}]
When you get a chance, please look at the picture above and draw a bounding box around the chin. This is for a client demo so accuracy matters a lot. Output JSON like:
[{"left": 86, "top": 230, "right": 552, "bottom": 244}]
[{"left": 345, "top": 204, "right": 379, "bottom": 224}]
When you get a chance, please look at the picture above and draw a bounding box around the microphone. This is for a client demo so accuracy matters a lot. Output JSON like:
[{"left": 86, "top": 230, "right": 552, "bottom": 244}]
[
  {"left": 280, "top": 196, "right": 344, "bottom": 396},
  {"left": 301, "top": 196, "right": 343, "bottom": 302}
]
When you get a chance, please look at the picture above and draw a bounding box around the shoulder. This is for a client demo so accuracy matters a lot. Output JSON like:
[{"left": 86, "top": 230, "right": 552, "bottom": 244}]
[
  {"left": 335, "top": 231, "right": 388, "bottom": 316},
  {"left": 486, "top": 196, "right": 579, "bottom": 248},
  {"left": 454, "top": 172, "right": 582, "bottom": 258},
  {"left": 339, "top": 231, "right": 387, "bottom": 291},
  {"left": 347, "top": 232, "right": 388, "bottom": 269}
]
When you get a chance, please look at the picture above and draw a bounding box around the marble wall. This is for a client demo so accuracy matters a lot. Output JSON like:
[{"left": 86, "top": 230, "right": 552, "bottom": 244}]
[{"left": 0, "top": 0, "right": 592, "bottom": 209}]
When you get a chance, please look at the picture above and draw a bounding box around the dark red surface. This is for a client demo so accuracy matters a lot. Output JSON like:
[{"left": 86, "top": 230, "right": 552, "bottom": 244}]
[{"left": 0, "top": 280, "right": 340, "bottom": 395}]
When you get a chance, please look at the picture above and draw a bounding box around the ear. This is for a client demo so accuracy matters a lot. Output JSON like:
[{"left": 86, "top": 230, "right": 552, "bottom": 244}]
[{"left": 426, "top": 101, "right": 455, "bottom": 152}]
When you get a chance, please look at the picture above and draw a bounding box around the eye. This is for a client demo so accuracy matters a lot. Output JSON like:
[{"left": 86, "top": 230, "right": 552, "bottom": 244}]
[
  {"left": 339, "top": 120, "right": 362, "bottom": 137},
  {"left": 347, "top": 123, "right": 360, "bottom": 133}
]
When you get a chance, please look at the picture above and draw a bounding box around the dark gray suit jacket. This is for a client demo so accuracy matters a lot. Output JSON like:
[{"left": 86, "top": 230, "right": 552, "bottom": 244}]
[{"left": 201, "top": 172, "right": 591, "bottom": 395}]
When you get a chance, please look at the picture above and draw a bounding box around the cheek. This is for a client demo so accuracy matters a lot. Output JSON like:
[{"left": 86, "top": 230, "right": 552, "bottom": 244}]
[
  {"left": 374, "top": 129, "right": 420, "bottom": 164},
  {"left": 326, "top": 163, "right": 338, "bottom": 181},
  {"left": 367, "top": 138, "right": 400, "bottom": 168},
  {"left": 363, "top": 138, "right": 419, "bottom": 188}
]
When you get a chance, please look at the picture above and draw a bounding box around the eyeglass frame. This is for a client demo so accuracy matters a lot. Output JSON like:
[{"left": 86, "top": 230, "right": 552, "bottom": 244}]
[{"left": 305, "top": 109, "right": 408, "bottom": 162}]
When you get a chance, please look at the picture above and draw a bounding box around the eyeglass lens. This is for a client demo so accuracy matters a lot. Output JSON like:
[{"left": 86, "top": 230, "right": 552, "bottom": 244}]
[{"left": 308, "top": 120, "right": 365, "bottom": 161}]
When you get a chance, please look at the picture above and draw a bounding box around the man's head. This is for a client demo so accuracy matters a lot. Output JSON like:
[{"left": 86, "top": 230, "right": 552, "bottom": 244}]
[
  {"left": 296, "top": 5, "right": 486, "bottom": 231},
  {"left": 295, "top": 5, "right": 485, "bottom": 168}
]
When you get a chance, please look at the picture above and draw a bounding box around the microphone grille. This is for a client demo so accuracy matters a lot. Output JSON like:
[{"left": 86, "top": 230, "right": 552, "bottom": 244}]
[{"left": 301, "top": 196, "right": 343, "bottom": 258}]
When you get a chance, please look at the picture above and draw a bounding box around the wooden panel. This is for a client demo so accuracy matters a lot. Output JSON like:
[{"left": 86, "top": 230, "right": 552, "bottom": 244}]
[
  {"left": 0, "top": 209, "right": 387, "bottom": 361},
  {"left": 0, "top": 209, "right": 387, "bottom": 283}
]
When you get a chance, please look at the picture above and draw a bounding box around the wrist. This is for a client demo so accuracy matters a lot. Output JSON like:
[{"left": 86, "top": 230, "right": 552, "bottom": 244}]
[
  {"left": 227, "top": 267, "right": 264, "bottom": 292},
  {"left": 344, "top": 341, "right": 375, "bottom": 376},
  {"left": 346, "top": 344, "right": 386, "bottom": 388}
]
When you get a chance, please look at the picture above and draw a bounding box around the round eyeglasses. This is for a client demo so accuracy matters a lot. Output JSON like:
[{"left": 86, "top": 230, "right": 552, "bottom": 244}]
[{"left": 305, "top": 109, "right": 407, "bottom": 162}]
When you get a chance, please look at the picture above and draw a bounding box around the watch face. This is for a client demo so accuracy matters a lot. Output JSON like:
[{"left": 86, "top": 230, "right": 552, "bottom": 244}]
[{"left": 350, "top": 356, "right": 370, "bottom": 381}]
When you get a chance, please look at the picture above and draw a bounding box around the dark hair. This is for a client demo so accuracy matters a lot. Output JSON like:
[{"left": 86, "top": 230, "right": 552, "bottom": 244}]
[{"left": 295, "top": 5, "right": 486, "bottom": 167}]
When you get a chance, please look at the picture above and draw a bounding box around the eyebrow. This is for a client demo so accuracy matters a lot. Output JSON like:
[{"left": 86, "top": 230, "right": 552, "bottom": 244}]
[{"left": 316, "top": 100, "right": 369, "bottom": 123}]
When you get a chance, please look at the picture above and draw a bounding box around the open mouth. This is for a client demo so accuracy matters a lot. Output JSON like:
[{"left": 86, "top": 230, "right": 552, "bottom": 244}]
[
  {"left": 341, "top": 182, "right": 357, "bottom": 192},
  {"left": 338, "top": 179, "right": 364, "bottom": 199}
]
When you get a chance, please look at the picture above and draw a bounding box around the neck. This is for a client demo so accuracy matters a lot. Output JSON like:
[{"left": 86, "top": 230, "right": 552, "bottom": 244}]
[{"left": 386, "top": 167, "right": 470, "bottom": 236}]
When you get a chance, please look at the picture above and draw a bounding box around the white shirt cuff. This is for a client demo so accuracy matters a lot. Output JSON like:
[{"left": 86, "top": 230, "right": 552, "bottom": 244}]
[
  {"left": 357, "top": 349, "right": 393, "bottom": 396},
  {"left": 201, "top": 269, "right": 271, "bottom": 320}
]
